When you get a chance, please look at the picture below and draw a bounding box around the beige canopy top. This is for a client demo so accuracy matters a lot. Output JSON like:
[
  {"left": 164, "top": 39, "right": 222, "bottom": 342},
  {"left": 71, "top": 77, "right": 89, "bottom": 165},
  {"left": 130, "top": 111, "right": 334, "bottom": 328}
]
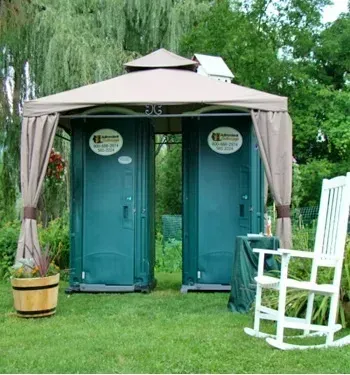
[
  {"left": 124, "top": 48, "right": 198, "bottom": 71},
  {"left": 23, "top": 49, "right": 288, "bottom": 117}
]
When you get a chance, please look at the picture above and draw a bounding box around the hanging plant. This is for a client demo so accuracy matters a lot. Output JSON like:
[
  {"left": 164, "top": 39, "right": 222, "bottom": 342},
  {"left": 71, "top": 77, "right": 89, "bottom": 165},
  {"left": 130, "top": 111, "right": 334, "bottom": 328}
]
[
  {"left": 40, "top": 146, "right": 68, "bottom": 225},
  {"left": 46, "top": 148, "right": 66, "bottom": 186}
]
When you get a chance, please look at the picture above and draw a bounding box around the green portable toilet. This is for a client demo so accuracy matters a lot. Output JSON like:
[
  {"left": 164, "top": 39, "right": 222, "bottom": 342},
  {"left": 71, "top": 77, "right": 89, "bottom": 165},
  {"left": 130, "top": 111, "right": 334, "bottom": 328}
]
[
  {"left": 182, "top": 113, "right": 264, "bottom": 292},
  {"left": 68, "top": 116, "right": 155, "bottom": 292}
]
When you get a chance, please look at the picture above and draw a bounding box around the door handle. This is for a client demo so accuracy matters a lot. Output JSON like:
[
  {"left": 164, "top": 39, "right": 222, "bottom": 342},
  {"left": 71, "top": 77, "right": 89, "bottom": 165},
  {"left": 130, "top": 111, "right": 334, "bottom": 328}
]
[
  {"left": 123, "top": 205, "right": 129, "bottom": 219},
  {"left": 240, "top": 204, "right": 244, "bottom": 217}
]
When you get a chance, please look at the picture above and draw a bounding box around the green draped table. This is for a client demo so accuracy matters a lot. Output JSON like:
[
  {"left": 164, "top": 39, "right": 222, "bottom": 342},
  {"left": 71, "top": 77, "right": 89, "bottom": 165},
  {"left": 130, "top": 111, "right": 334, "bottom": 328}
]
[{"left": 227, "top": 235, "right": 280, "bottom": 313}]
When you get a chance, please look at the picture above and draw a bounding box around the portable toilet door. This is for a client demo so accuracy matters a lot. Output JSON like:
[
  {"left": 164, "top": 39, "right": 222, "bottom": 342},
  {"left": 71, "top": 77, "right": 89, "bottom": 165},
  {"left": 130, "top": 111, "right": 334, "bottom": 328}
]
[
  {"left": 68, "top": 115, "right": 155, "bottom": 292},
  {"left": 182, "top": 113, "right": 264, "bottom": 292}
]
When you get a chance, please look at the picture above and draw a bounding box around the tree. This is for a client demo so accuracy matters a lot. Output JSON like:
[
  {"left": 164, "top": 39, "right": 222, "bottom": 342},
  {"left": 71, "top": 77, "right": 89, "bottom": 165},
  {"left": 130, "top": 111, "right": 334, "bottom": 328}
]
[
  {"left": 0, "top": 0, "right": 211, "bottom": 221},
  {"left": 180, "top": 0, "right": 284, "bottom": 92},
  {"left": 298, "top": 159, "right": 350, "bottom": 207},
  {"left": 180, "top": 0, "right": 350, "bottom": 206},
  {"left": 155, "top": 137, "right": 182, "bottom": 231},
  {"left": 314, "top": 14, "right": 350, "bottom": 90}
]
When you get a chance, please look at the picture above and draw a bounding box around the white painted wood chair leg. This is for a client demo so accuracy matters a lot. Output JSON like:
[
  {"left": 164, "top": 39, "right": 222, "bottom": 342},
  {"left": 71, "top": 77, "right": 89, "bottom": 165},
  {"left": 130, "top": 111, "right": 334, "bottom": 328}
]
[
  {"left": 253, "top": 284, "right": 262, "bottom": 333},
  {"left": 274, "top": 253, "right": 289, "bottom": 345},
  {"left": 303, "top": 292, "right": 315, "bottom": 336},
  {"left": 245, "top": 250, "right": 265, "bottom": 337},
  {"left": 253, "top": 251, "right": 265, "bottom": 336},
  {"left": 326, "top": 292, "right": 340, "bottom": 345},
  {"left": 275, "top": 282, "right": 287, "bottom": 343}
]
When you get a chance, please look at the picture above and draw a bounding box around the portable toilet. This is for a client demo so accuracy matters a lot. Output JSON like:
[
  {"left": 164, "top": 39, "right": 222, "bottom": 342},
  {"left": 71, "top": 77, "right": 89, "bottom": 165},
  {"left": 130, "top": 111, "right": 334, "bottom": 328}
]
[
  {"left": 181, "top": 113, "right": 264, "bottom": 292},
  {"left": 69, "top": 116, "right": 155, "bottom": 292},
  {"left": 180, "top": 54, "right": 263, "bottom": 291}
]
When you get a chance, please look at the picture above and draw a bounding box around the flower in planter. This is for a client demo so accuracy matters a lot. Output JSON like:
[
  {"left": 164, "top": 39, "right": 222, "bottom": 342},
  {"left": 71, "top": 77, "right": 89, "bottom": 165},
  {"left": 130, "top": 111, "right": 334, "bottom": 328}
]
[{"left": 11, "top": 245, "right": 60, "bottom": 279}]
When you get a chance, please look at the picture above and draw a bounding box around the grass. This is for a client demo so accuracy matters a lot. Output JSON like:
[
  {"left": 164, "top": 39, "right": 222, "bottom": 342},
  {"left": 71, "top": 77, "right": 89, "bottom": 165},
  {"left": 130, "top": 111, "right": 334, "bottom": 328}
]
[{"left": 0, "top": 273, "right": 349, "bottom": 374}]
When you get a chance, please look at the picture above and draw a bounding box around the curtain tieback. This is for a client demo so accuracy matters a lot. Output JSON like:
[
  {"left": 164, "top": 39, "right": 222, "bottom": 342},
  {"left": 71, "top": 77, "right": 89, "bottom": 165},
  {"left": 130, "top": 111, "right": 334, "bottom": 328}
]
[
  {"left": 276, "top": 205, "right": 290, "bottom": 218},
  {"left": 23, "top": 207, "right": 37, "bottom": 220}
]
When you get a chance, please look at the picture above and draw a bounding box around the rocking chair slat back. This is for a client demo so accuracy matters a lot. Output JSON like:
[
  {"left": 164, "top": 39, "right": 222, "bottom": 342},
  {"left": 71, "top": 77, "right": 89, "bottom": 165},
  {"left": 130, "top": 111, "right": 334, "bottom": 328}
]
[{"left": 313, "top": 173, "right": 350, "bottom": 267}]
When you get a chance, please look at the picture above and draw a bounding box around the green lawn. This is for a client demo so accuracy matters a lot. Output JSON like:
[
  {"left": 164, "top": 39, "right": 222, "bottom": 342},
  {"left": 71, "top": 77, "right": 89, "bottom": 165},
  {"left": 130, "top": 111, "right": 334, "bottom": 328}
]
[{"left": 0, "top": 273, "right": 349, "bottom": 373}]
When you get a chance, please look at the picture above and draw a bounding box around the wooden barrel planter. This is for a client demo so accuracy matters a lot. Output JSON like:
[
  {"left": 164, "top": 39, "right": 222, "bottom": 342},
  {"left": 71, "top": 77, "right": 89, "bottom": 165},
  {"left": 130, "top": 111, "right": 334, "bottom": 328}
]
[{"left": 11, "top": 273, "right": 60, "bottom": 318}]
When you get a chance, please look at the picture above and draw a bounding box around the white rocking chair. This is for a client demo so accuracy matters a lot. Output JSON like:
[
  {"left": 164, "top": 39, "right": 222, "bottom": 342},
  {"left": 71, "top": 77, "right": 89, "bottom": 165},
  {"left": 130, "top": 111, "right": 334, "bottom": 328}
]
[{"left": 244, "top": 173, "right": 350, "bottom": 350}]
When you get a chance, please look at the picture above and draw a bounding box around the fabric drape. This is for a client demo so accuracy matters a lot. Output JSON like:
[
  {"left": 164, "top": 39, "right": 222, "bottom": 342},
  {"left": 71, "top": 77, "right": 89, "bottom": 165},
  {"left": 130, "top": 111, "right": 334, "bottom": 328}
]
[
  {"left": 16, "top": 114, "right": 59, "bottom": 260},
  {"left": 251, "top": 110, "right": 293, "bottom": 248}
]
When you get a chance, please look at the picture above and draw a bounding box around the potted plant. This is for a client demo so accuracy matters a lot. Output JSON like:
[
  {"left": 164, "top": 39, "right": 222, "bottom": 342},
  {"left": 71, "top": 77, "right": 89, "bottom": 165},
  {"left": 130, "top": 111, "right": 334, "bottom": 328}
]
[{"left": 11, "top": 245, "right": 60, "bottom": 318}]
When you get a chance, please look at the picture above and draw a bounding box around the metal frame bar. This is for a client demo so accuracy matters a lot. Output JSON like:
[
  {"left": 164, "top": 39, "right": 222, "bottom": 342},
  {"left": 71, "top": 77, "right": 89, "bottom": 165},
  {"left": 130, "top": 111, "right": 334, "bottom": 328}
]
[
  {"left": 60, "top": 112, "right": 251, "bottom": 119},
  {"left": 55, "top": 133, "right": 71, "bottom": 142},
  {"left": 155, "top": 142, "right": 182, "bottom": 145}
]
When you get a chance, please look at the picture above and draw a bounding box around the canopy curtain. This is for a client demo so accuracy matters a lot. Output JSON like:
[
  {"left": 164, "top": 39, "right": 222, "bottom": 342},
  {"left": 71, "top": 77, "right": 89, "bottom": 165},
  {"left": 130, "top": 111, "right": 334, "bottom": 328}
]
[
  {"left": 16, "top": 114, "right": 59, "bottom": 260},
  {"left": 251, "top": 110, "right": 293, "bottom": 248}
]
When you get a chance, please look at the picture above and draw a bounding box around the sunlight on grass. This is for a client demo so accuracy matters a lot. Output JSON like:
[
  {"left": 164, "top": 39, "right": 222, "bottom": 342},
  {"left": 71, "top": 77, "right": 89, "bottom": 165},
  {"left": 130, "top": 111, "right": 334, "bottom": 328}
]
[{"left": 0, "top": 273, "right": 349, "bottom": 373}]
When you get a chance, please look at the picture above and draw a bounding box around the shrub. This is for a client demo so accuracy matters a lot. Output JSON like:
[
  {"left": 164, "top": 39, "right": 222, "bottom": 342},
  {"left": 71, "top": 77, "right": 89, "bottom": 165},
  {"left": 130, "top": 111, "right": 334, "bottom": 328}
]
[
  {"left": 38, "top": 211, "right": 70, "bottom": 272},
  {"left": 155, "top": 232, "right": 182, "bottom": 273},
  {"left": 0, "top": 221, "right": 21, "bottom": 279},
  {"left": 298, "top": 160, "right": 349, "bottom": 207},
  {"left": 292, "top": 223, "right": 317, "bottom": 251},
  {"left": 0, "top": 215, "right": 70, "bottom": 280}
]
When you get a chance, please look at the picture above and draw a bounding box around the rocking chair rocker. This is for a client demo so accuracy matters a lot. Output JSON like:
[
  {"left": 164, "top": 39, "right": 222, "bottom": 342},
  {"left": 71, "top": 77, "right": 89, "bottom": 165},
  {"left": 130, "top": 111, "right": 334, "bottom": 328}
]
[{"left": 244, "top": 173, "right": 350, "bottom": 350}]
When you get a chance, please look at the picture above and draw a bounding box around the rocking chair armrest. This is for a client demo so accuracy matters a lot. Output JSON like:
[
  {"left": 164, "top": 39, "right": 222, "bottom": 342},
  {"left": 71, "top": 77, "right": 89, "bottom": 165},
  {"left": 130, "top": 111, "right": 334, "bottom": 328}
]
[
  {"left": 277, "top": 249, "right": 315, "bottom": 259},
  {"left": 253, "top": 248, "right": 280, "bottom": 255},
  {"left": 253, "top": 248, "right": 281, "bottom": 277}
]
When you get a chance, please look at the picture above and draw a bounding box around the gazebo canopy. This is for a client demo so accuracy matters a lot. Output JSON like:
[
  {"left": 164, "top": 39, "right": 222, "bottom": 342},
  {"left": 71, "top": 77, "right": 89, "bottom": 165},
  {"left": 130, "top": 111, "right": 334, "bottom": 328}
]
[
  {"left": 23, "top": 49, "right": 287, "bottom": 117},
  {"left": 124, "top": 48, "right": 198, "bottom": 71},
  {"left": 17, "top": 49, "right": 293, "bottom": 261}
]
